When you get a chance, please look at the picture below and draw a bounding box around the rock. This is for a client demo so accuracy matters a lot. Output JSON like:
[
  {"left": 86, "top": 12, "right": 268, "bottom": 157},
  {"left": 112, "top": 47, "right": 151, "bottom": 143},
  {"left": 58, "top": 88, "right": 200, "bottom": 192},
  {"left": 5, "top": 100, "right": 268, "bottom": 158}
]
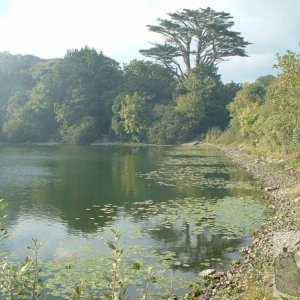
[
  {"left": 209, "top": 271, "right": 225, "bottom": 279},
  {"left": 265, "top": 185, "right": 279, "bottom": 192},
  {"left": 181, "top": 140, "right": 200, "bottom": 146},
  {"left": 225, "top": 247, "right": 235, "bottom": 252},
  {"left": 294, "top": 197, "right": 300, "bottom": 204},
  {"left": 199, "top": 269, "right": 216, "bottom": 277},
  {"left": 240, "top": 247, "right": 249, "bottom": 254}
]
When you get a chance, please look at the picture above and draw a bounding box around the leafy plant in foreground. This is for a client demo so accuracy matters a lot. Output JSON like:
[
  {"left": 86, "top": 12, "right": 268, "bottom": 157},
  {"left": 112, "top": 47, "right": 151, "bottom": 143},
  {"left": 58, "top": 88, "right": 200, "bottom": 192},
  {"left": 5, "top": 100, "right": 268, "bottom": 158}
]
[
  {"left": 0, "top": 239, "right": 45, "bottom": 300},
  {"left": 0, "top": 199, "right": 7, "bottom": 238},
  {"left": 102, "top": 229, "right": 128, "bottom": 300},
  {"left": 0, "top": 202, "right": 45, "bottom": 299},
  {"left": 0, "top": 199, "right": 203, "bottom": 300}
]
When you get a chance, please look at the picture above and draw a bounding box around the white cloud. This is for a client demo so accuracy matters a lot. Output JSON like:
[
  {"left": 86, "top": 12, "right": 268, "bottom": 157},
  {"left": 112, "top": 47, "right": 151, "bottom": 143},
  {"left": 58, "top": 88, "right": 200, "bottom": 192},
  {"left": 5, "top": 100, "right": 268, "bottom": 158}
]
[
  {"left": 0, "top": 0, "right": 149, "bottom": 57},
  {"left": 219, "top": 54, "right": 279, "bottom": 83},
  {"left": 0, "top": 0, "right": 299, "bottom": 82},
  {"left": 0, "top": 0, "right": 233, "bottom": 58}
]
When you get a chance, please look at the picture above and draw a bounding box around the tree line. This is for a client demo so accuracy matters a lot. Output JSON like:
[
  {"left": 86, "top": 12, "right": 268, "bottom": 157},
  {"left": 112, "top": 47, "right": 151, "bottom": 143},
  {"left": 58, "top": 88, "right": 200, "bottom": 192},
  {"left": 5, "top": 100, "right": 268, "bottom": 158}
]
[
  {"left": 4, "top": 6, "right": 291, "bottom": 146},
  {"left": 207, "top": 49, "right": 300, "bottom": 158},
  {"left": 0, "top": 8, "right": 248, "bottom": 144}
]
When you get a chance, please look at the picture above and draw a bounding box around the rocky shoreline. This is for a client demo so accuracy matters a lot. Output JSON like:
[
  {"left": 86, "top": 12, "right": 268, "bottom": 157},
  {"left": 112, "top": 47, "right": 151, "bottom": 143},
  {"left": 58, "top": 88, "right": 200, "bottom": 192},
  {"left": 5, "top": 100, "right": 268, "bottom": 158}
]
[{"left": 198, "top": 144, "right": 300, "bottom": 300}]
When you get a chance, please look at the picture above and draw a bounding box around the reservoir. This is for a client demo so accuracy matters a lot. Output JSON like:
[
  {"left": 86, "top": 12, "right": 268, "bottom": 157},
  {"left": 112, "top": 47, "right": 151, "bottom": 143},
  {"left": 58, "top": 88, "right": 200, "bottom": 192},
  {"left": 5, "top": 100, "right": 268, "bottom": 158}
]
[{"left": 0, "top": 144, "right": 267, "bottom": 298}]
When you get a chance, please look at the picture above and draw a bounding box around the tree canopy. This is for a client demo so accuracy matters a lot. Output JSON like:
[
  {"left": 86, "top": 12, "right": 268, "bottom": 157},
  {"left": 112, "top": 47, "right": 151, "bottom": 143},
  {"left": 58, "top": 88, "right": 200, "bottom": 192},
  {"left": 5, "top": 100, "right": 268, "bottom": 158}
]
[
  {"left": 140, "top": 7, "right": 250, "bottom": 78},
  {"left": 50, "top": 47, "right": 123, "bottom": 143},
  {"left": 0, "top": 7, "right": 257, "bottom": 145},
  {"left": 226, "top": 48, "right": 300, "bottom": 153}
]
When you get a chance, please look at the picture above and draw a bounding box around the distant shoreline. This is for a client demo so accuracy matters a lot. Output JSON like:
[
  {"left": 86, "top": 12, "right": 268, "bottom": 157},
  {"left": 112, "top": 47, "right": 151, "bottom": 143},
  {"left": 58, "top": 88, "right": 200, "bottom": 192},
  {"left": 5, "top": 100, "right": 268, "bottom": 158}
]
[{"left": 0, "top": 141, "right": 173, "bottom": 147}]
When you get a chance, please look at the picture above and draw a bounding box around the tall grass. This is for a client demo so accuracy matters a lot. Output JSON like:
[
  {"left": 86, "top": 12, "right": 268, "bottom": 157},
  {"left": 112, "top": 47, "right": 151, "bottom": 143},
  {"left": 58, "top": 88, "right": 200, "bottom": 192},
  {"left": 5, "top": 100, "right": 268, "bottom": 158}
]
[{"left": 205, "top": 127, "right": 236, "bottom": 145}]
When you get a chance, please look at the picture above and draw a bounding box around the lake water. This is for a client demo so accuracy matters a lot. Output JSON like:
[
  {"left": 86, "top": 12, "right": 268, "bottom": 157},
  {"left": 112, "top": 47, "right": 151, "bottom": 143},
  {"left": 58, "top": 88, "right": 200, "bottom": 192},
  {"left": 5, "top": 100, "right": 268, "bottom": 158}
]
[{"left": 0, "top": 144, "right": 267, "bottom": 298}]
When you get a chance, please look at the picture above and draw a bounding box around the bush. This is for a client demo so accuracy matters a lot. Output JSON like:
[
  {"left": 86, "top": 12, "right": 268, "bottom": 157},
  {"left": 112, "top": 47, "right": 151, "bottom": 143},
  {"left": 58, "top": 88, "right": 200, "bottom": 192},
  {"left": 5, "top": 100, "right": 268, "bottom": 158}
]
[
  {"left": 205, "top": 127, "right": 222, "bottom": 143},
  {"left": 205, "top": 127, "right": 236, "bottom": 145},
  {"left": 61, "top": 116, "right": 98, "bottom": 144},
  {"left": 148, "top": 105, "right": 187, "bottom": 145}
]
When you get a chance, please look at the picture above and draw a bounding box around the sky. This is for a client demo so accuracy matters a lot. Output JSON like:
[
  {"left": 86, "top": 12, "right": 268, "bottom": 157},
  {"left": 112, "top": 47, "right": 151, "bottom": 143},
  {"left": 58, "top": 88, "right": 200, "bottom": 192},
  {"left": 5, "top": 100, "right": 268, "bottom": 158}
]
[{"left": 0, "top": 0, "right": 299, "bottom": 83}]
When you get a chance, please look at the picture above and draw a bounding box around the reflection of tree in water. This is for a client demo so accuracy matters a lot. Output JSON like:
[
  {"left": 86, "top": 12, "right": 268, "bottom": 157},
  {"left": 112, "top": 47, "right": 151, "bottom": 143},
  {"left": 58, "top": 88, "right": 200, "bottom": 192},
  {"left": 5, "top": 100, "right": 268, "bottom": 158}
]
[
  {"left": 127, "top": 190, "right": 265, "bottom": 273},
  {"left": 141, "top": 219, "right": 244, "bottom": 273},
  {"left": 2, "top": 144, "right": 266, "bottom": 274},
  {"left": 3, "top": 145, "right": 170, "bottom": 234}
]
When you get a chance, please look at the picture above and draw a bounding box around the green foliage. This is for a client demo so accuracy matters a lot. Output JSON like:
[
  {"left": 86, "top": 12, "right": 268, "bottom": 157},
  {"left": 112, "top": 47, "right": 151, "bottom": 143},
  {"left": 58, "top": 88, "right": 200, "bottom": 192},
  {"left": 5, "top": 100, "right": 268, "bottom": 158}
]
[
  {"left": 226, "top": 48, "right": 300, "bottom": 155},
  {"left": 227, "top": 75, "right": 276, "bottom": 143},
  {"left": 206, "top": 81, "right": 241, "bottom": 131},
  {"left": 102, "top": 229, "right": 128, "bottom": 300},
  {"left": 175, "top": 72, "right": 206, "bottom": 122},
  {"left": 205, "top": 126, "right": 239, "bottom": 145},
  {"left": 113, "top": 92, "right": 153, "bottom": 142},
  {"left": 140, "top": 7, "right": 250, "bottom": 78},
  {"left": 0, "top": 52, "right": 59, "bottom": 142},
  {"left": 215, "top": 47, "right": 300, "bottom": 171},
  {"left": 0, "top": 52, "right": 38, "bottom": 134},
  {"left": 0, "top": 202, "right": 45, "bottom": 299},
  {"left": 2, "top": 83, "right": 57, "bottom": 142},
  {"left": 0, "top": 48, "right": 123, "bottom": 144},
  {"left": 257, "top": 51, "right": 300, "bottom": 151},
  {"left": 145, "top": 65, "right": 238, "bottom": 145},
  {"left": 122, "top": 60, "right": 175, "bottom": 104},
  {"left": 170, "top": 65, "right": 235, "bottom": 142},
  {"left": 0, "top": 199, "right": 7, "bottom": 238},
  {"left": 0, "top": 8, "right": 246, "bottom": 146},
  {"left": 60, "top": 116, "right": 98, "bottom": 144},
  {"left": 205, "top": 127, "right": 223, "bottom": 143},
  {"left": 148, "top": 105, "right": 186, "bottom": 144},
  {"left": 0, "top": 239, "right": 46, "bottom": 300},
  {"left": 51, "top": 47, "right": 122, "bottom": 142},
  {"left": 72, "top": 280, "right": 86, "bottom": 300},
  {"left": 112, "top": 60, "right": 175, "bottom": 143},
  {"left": 0, "top": 39, "right": 239, "bottom": 145},
  {"left": 142, "top": 267, "right": 158, "bottom": 300}
]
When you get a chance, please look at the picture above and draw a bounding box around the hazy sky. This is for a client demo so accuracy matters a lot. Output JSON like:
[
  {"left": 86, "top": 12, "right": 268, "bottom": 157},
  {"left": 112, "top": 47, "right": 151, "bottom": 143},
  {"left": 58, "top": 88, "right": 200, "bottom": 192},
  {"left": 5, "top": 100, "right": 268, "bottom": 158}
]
[{"left": 0, "top": 0, "right": 299, "bottom": 82}]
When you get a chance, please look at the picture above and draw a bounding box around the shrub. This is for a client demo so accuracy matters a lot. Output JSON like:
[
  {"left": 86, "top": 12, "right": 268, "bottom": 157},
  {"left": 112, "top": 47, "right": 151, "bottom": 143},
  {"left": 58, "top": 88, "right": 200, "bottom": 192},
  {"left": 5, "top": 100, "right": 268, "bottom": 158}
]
[{"left": 60, "top": 116, "right": 98, "bottom": 144}]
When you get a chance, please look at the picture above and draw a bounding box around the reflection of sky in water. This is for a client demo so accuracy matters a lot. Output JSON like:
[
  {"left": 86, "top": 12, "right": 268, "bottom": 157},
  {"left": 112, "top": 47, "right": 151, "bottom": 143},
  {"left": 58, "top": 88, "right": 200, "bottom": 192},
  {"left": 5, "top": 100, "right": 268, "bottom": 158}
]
[
  {"left": 0, "top": 145, "right": 268, "bottom": 297},
  {"left": 0, "top": 165, "right": 51, "bottom": 188},
  {"left": 5, "top": 216, "right": 77, "bottom": 259}
]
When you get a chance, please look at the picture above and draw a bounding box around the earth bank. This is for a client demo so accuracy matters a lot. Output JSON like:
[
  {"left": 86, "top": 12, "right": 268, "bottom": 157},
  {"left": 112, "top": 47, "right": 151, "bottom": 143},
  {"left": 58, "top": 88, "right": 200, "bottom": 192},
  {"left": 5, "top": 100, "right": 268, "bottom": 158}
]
[{"left": 196, "top": 144, "right": 300, "bottom": 300}]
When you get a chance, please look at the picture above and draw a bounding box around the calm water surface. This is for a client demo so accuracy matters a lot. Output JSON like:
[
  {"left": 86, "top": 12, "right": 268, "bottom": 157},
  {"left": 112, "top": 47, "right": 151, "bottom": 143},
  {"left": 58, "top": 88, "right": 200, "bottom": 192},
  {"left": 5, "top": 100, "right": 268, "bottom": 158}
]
[{"left": 0, "top": 144, "right": 267, "bottom": 298}]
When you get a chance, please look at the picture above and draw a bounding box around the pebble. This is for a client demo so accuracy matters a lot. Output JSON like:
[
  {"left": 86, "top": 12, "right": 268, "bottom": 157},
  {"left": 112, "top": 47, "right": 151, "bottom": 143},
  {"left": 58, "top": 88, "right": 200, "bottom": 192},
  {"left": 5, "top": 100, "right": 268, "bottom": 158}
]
[
  {"left": 209, "top": 272, "right": 225, "bottom": 279},
  {"left": 197, "top": 144, "right": 300, "bottom": 299},
  {"left": 199, "top": 269, "right": 216, "bottom": 277}
]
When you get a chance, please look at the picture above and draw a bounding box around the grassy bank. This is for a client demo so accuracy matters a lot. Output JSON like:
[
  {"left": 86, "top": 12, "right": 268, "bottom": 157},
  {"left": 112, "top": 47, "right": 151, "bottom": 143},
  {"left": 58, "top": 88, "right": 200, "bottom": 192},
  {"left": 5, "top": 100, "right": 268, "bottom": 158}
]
[{"left": 205, "top": 127, "right": 300, "bottom": 174}]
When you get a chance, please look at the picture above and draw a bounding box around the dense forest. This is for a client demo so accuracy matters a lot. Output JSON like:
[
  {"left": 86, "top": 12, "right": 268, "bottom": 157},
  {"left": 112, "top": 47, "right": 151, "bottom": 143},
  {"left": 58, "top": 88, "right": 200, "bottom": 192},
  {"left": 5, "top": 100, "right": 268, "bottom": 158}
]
[
  {"left": 0, "top": 7, "right": 299, "bottom": 153},
  {"left": 206, "top": 49, "right": 300, "bottom": 163},
  {"left": 0, "top": 8, "right": 247, "bottom": 145}
]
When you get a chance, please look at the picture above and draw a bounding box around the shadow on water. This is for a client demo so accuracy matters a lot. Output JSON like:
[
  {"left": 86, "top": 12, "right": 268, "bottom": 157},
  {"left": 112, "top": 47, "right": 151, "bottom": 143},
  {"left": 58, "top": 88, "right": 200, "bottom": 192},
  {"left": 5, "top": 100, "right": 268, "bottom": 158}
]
[{"left": 0, "top": 144, "right": 268, "bottom": 298}]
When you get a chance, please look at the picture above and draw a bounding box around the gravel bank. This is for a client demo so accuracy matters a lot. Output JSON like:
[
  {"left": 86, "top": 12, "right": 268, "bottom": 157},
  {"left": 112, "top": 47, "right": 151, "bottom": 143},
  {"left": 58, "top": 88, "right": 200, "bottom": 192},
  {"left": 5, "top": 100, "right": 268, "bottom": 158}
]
[{"left": 198, "top": 145, "right": 300, "bottom": 300}]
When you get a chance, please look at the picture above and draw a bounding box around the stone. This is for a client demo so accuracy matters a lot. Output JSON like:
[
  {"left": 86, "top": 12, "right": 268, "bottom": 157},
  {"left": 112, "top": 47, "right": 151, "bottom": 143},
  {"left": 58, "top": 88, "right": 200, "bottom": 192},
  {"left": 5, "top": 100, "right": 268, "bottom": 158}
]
[
  {"left": 294, "top": 197, "right": 300, "bottom": 204},
  {"left": 265, "top": 185, "right": 279, "bottom": 192},
  {"left": 225, "top": 247, "right": 235, "bottom": 252},
  {"left": 209, "top": 271, "right": 225, "bottom": 279},
  {"left": 199, "top": 269, "right": 216, "bottom": 277}
]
